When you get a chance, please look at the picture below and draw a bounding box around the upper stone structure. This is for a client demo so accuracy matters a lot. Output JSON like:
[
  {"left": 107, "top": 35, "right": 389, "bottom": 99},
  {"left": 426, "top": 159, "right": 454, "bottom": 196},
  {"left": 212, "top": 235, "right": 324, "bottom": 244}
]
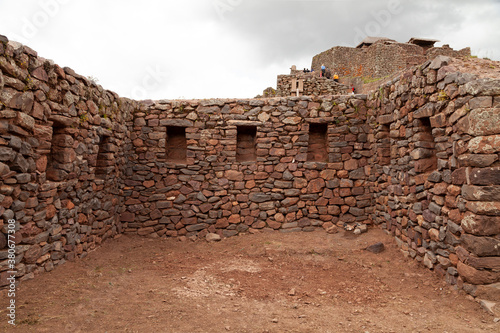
[
  {"left": 274, "top": 37, "right": 471, "bottom": 98},
  {"left": 312, "top": 37, "right": 471, "bottom": 80}
]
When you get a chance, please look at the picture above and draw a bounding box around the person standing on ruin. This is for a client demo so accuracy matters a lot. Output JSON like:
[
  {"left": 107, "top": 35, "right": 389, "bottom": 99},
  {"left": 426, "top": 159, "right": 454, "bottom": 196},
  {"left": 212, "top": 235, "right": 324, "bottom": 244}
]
[
  {"left": 333, "top": 74, "right": 339, "bottom": 82},
  {"left": 321, "top": 64, "right": 326, "bottom": 77}
]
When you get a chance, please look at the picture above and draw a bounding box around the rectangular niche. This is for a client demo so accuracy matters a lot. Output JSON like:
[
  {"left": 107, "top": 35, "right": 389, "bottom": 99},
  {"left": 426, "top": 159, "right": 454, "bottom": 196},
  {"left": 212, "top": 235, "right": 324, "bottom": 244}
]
[
  {"left": 413, "top": 117, "right": 437, "bottom": 173},
  {"left": 166, "top": 126, "right": 187, "bottom": 162},
  {"left": 96, "top": 136, "right": 114, "bottom": 179},
  {"left": 307, "top": 123, "right": 328, "bottom": 162},
  {"left": 377, "top": 125, "right": 391, "bottom": 166},
  {"left": 47, "top": 124, "right": 72, "bottom": 181},
  {"left": 236, "top": 126, "right": 257, "bottom": 162}
]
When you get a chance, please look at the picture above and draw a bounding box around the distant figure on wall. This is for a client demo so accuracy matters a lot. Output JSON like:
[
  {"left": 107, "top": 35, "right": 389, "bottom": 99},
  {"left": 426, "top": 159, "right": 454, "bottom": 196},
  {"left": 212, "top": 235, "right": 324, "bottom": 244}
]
[
  {"left": 333, "top": 74, "right": 339, "bottom": 82},
  {"left": 351, "top": 85, "right": 356, "bottom": 94},
  {"left": 321, "top": 64, "right": 326, "bottom": 77}
]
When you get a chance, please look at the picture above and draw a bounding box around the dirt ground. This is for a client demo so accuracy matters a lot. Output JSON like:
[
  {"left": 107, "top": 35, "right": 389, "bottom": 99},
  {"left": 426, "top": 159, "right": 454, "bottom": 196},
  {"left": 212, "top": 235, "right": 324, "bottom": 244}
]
[{"left": 0, "top": 228, "right": 498, "bottom": 333}]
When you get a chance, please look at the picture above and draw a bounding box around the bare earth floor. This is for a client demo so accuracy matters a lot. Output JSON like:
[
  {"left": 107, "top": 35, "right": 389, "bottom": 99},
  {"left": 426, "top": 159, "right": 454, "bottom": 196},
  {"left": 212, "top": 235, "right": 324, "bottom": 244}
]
[{"left": 0, "top": 228, "right": 498, "bottom": 333}]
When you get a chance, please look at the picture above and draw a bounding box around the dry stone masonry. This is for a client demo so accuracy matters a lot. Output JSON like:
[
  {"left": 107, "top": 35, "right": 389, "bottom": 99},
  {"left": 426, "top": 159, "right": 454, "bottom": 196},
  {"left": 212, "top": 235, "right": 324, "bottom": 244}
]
[
  {"left": 371, "top": 55, "right": 500, "bottom": 299},
  {"left": 312, "top": 37, "right": 471, "bottom": 81},
  {"left": 0, "top": 34, "right": 499, "bottom": 303},
  {"left": 276, "top": 73, "right": 349, "bottom": 97},
  {"left": 123, "top": 95, "right": 372, "bottom": 239},
  {"left": 0, "top": 37, "right": 137, "bottom": 286}
]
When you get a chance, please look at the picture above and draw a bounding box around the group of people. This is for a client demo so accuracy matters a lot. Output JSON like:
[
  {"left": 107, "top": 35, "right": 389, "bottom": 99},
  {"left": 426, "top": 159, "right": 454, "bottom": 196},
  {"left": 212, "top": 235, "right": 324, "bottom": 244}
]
[
  {"left": 320, "top": 64, "right": 340, "bottom": 82},
  {"left": 302, "top": 64, "right": 356, "bottom": 94},
  {"left": 322, "top": 64, "right": 357, "bottom": 94},
  {"left": 302, "top": 65, "right": 339, "bottom": 82},
  {"left": 302, "top": 65, "right": 340, "bottom": 82}
]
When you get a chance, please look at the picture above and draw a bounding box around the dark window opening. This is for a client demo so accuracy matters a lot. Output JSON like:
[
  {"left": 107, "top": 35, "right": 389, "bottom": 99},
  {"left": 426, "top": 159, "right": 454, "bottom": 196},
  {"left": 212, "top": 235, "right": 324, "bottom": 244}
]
[
  {"left": 414, "top": 117, "right": 437, "bottom": 173},
  {"left": 166, "top": 126, "right": 187, "bottom": 162},
  {"left": 236, "top": 126, "right": 257, "bottom": 162},
  {"left": 307, "top": 123, "right": 328, "bottom": 162},
  {"left": 96, "top": 136, "right": 114, "bottom": 179}
]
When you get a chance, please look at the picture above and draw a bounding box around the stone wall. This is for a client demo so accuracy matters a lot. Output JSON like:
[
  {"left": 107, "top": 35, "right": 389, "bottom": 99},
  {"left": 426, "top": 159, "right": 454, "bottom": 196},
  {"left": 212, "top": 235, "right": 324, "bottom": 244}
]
[
  {"left": 276, "top": 74, "right": 349, "bottom": 97},
  {"left": 121, "top": 96, "right": 374, "bottom": 239},
  {"left": 0, "top": 36, "right": 136, "bottom": 286},
  {"left": 370, "top": 56, "right": 500, "bottom": 297},
  {"left": 0, "top": 33, "right": 498, "bottom": 298},
  {"left": 427, "top": 45, "right": 471, "bottom": 61},
  {"left": 312, "top": 40, "right": 470, "bottom": 81}
]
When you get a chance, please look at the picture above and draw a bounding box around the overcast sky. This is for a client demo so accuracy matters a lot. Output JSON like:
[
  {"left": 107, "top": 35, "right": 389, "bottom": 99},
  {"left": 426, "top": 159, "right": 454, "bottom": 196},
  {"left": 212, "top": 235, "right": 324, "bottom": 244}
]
[{"left": 1, "top": 0, "right": 499, "bottom": 100}]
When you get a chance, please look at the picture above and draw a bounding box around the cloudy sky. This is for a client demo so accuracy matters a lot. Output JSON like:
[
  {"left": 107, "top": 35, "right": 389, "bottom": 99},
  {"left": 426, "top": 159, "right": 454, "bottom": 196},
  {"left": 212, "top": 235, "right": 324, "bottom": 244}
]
[{"left": 1, "top": 0, "right": 499, "bottom": 100}]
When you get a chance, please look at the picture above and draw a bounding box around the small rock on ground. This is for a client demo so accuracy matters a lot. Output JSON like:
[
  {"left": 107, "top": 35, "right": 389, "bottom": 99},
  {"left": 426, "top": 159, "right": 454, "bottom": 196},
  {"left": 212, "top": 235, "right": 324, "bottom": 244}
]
[
  {"left": 479, "top": 299, "right": 498, "bottom": 316},
  {"left": 206, "top": 233, "right": 221, "bottom": 242},
  {"left": 365, "top": 242, "right": 385, "bottom": 254},
  {"left": 326, "top": 225, "right": 339, "bottom": 234}
]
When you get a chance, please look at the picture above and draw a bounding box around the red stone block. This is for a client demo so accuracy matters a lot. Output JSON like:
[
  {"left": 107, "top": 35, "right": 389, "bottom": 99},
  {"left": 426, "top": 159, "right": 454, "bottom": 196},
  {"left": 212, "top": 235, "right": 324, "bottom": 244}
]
[
  {"left": 143, "top": 180, "right": 155, "bottom": 188},
  {"left": 225, "top": 170, "right": 244, "bottom": 181},
  {"left": 228, "top": 214, "right": 241, "bottom": 224},
  {"left": 182, "top": 217, "right": 197, "bottom": 225},
  {"left": 252, "top": 221, "right": 266, "bottom": 229},
  {"left": 457, "top": 261, "right": 500, "bottom": 285},
  {"left": 46, "top": 205, "right": 57, "bottom": 219},
  {"left": 344, "top": 159, "right": 358, "bottom": 171},
  {"left": 445, "top": 195, "right": 457, "bottom": 208},
  {"left": 307, "top": 178, "right": 325, "bottom": 193},
  {"left": 451, "top": 168, "right": 466, "bottom": 185},
  {"left": 470, "top": 167, "right": 500, "bottom": 185},
  {"left": 215, "top": 218, "right": 229, "bottom": 229},
  {"left": 255, "top": 172, "right": 268, "bottom": 180},
  {"left": 267, "top": 220, "right": 281, "bottom": 229},
  {"left": 432, "top": 182, "right": 448, "bottom": 195},
  {"left": 462, "top": 212, "right": 500, "bottom": 236}
]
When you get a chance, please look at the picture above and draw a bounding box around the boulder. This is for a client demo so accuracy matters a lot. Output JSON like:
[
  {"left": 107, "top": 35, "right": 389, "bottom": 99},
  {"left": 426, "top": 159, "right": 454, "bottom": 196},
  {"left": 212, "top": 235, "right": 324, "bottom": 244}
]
[
  {"left": 365, "top": 242, "right": 385, "bottom": 254},
  {"left": 461, "top": 234, "right": 500, "bottom": 257},
  {"left": 458, "top": 261, "right": 500, "bottom": 285},
  {"left": 461, "top": 212, "right": 500, "bottom": 236}
]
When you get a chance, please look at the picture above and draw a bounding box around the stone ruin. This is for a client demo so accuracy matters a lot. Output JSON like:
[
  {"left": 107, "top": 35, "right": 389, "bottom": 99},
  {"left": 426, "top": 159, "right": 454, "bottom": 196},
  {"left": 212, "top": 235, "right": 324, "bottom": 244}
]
[
  {"left": 312, "top": 36, "right": 471, "bottom": 81},
  {"left": 0, "top": 34, "right": 499, "bottom": 304},
  {"left": 276, "top": 37, "right": 472, "bottom": 98},
  {"left": 275, "top": 65, "right": 350, "bottom": 97}
]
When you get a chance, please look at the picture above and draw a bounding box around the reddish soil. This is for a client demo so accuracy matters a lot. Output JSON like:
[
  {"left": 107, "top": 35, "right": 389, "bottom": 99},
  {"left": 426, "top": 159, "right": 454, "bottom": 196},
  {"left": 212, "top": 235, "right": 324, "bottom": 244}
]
[{"left": 0, "top": 228, "right": 498, "bottom": 332}]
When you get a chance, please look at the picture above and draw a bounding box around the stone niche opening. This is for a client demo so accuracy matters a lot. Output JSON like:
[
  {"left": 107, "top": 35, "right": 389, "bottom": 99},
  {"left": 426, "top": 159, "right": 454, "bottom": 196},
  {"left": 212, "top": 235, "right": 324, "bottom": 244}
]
[
  {"left": 413, "top": 117, "right": 437, "bottom": 173},
  {"left": 166, "top": 126, "right": 187, "bottom": 163},
  {"left": 376, "top": 125, "right": 391, "bottom": 166},
  {"left": 307, "top": 123, "right": 328, "bottom": 162},
  {"left": 236, "top": 126, "right": 257, "bottom": 162},
  {"left": 95, "top": 135, "right": 114, "bottom": 179},
  {"left": 47, "top": 123, "right": 74, "bottom": 182}
]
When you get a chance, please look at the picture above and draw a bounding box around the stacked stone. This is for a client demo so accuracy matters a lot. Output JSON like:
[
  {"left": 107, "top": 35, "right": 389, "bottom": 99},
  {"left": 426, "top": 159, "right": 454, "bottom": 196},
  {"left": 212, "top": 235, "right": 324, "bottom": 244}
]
[
  {"left": 312, "top": 40, "right": 469, "bottom": 81},
  {"left": 121, "top": 95, "right": 373, "bottom": 240},
  {"left": 1, "top": 33, "right": 498, "bottom": 297},
  {"left": 276, "top": 75, "right": 348, "bottom": 97},
  {"left": 0, "top": 36, "right": 135, "bottom": 286},
  {"left": 312, "top": 46, "right": 360, "bottom": 77},
  {"left": 371, "top": 55, "right": 500, "bottom": 297},
  {"left": 426, "top": 46, "right": 471, "bottom": 62}
]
